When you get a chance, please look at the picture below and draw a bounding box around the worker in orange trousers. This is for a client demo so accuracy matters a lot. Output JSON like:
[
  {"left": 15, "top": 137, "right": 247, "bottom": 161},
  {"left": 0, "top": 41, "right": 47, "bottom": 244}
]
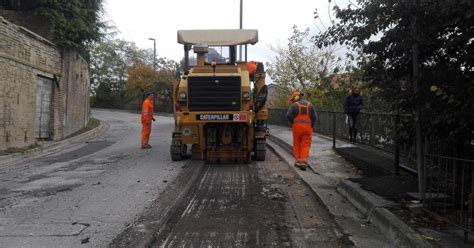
[
  {"left": 286, "top": 91, "right": 317, "bottom": 170},
  {"left": 141, "top": 92, "right": 155, "bottom": 149}
]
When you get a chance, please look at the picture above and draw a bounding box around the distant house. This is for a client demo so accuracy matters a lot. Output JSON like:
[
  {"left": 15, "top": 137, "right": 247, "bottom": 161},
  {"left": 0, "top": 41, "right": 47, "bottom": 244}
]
[
  {"left": 329, "top": 73, "right": 354, "bottom": 90},
  {"left": 266, "top": 84, "right": 289, "bottom": 109}
]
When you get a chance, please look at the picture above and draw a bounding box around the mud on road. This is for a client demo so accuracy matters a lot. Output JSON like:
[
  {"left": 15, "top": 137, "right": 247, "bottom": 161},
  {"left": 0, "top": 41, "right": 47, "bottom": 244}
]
[{"left": 111, "top": 150, "right": 349, "bottom": 247}]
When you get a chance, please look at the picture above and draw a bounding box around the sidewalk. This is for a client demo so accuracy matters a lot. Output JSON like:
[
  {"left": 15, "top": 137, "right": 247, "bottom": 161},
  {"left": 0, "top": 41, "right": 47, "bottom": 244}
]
[{"left": 267, "top": 125, "right": 459, "bottom": 247}]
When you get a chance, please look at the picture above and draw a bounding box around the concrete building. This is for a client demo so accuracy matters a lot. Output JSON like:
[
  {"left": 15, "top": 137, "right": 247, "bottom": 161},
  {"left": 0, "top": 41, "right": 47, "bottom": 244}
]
[{"left": 0, "top": 15, "right": 90, "bottom": 150}]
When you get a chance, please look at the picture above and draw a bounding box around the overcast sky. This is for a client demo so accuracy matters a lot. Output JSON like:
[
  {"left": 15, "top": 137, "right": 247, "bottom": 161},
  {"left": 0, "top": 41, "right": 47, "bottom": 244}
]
[{"left": 103, "top": 0, "right": 348, "bottom": 64}]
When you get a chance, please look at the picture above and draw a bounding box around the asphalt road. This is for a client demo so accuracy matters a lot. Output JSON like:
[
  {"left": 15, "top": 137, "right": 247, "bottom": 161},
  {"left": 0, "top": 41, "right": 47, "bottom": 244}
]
[
  {"left": 0, "top": 110, "right": 347, "bottom": 247},
  {"left": 147, "top": 155, "right": 347, "bottom": 247},
  {"left": 0, "top": 110, "right": 185, "bottom": 247},
  {"left": 112, "top": 136, "right": 347, "bottom": 247}
]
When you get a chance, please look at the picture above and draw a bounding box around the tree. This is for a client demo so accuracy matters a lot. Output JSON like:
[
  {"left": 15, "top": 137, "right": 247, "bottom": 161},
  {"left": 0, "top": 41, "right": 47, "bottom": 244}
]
[
  {"left": 89, "top": 37, "right": 179, "bottom": 109},
  {"left": 314, "top": 0, "right": 474, "bottom": 136},
  {"left": 127, "top": 61, "right": 157, "bottom": 95},
  {"left": 89, "top": 38, "right": 152, "bottom": 108},
  {"left": 266, "top": 25, "right": 372, "bottom": 110},
  {"left": 266, "top": 26, "right": 340, "bottom": 105},
  {"left": 1, "top": 0, "right": 105, "bottom": 51}
]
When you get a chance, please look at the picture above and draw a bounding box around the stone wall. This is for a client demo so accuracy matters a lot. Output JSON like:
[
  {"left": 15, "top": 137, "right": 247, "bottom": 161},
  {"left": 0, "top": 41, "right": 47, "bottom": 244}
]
[
  {"left": 0, "top": 16, "right": 90, "bottom": 150},
  {"left": 0, "top": 9, "right": 54, "bottom": 41},
  {"left": 62, "top": 52, "right": 91, "bottom": 138}
]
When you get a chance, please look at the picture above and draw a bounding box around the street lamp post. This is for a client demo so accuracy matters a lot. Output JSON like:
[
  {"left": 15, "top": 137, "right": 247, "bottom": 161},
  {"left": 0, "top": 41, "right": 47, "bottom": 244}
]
[
  {"left": 148, "top": 38, "right": 156, "bottom": 72},
  {"left": 239, "top": 0, "right": 247, "bottom": 61},
  {"left": 239, "top": 0, "right": 243, "bottom": 61}
]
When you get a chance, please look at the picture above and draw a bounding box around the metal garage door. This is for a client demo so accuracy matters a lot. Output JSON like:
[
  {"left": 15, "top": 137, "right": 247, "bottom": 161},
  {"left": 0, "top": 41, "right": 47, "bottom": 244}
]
[{"left": 35, "top": 76, "right": 53, "bottom": 139}]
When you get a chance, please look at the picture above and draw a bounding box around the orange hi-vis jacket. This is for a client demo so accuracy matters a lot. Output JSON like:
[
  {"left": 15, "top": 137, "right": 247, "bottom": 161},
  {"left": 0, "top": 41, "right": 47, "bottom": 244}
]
[
  {"left": 141, "top": 98, "right": 154, "bottom": 145},
  {"left": 141, "top": 98, "right": 154, "bottom": 122},
  {"left": 293, "top": 102, "right": 312, "bottom": 127},
  {"left": 290, "top": 101, "right": 314, "bottom": 163}
]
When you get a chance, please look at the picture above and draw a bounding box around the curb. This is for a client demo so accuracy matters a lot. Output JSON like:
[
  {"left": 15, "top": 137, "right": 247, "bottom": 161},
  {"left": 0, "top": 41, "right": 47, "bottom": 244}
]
[
  {"left": 267, "top": 133, "right": 433, "bottom": 248},
  {"left": 0, "top": 120, "right": 107, "bottom": 167},
  {"left": 371, "top": 208, "right": 432, "bottom": 248},
  {"left": 268, "top": 135, "right": 293, "bottom": 155},
  {"left": 336, "top": 180, "right": 396, "bottom": 216},
  {"left": 337, "top": 181, "right": 432, "bottom": 248}
]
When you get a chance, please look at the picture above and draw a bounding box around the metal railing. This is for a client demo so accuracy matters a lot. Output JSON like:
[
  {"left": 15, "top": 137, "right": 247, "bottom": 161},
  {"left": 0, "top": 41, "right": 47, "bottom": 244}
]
[
  {"left": 269, "top": 109, "right": 397, "bottom": 148},
  {"left": 268, "top": 109, "right": 409, "bottom": 174},
  {"left": 423, "top": 136, "right": 474, "bottom": 238},
  {"left": 268, "top": 107, "right": 474, "bottom": 235}
]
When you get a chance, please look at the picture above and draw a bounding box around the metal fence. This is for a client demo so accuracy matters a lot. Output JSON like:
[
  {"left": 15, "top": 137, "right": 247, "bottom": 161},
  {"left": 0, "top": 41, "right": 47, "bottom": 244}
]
[
  {"left": 423, "top": 135, "right": 474, "bottom": 238},
  {"left": 268, "top": 108, "right": 406, "bottom": 167},
  {"left": 269, "top": 109, "right": 397, "bottom": 148},
  {"left": 269, "top": 109, "right": 425, "bottom": 173},
  {"left": 269, "top": 107, "right": 474, "bottom": 235},
  {"left": 315, "top": 111, "right": 398, "bottom": 151}
]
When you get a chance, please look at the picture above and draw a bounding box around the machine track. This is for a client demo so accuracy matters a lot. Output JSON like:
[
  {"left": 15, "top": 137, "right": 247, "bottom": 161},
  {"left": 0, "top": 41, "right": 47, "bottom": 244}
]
[
  {"left": 254, "top": 138, "right": 266, "bottom": 161},
  {"left": 170, "top": 136, "right": 186, "bottom": 161}
]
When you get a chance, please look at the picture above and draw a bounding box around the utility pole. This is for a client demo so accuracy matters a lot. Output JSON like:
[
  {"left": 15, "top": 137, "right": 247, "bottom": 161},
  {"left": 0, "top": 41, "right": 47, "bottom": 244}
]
[
  {"left": 148, "top": 38, "right": 156, "bottom": 72},
  {"left": 239, "top": 0, "right": 243, "bottom": 61},
  {"left": 412, "top": 0, "right": 425, "bottom": 202}
]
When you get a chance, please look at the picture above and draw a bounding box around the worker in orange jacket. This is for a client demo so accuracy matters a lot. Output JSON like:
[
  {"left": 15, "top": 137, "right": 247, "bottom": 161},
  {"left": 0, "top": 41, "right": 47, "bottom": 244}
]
[
  {"left": 286, "top": 91, "right": 317, "bottom": 170},
  {"left": 141, "top": 92, "right": 155, "bottom": 149}
]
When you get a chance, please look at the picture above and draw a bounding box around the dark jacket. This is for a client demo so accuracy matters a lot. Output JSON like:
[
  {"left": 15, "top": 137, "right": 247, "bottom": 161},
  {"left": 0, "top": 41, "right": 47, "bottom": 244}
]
[
  {"left": 286, "top": 99, "right": 317, "bottom": 127},
  {"left": 344, "top": 94, "right": 364, "bottom": 114}
]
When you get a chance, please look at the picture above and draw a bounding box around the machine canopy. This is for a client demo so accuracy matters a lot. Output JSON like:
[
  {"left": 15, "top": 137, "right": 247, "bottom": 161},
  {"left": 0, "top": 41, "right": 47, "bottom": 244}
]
[{"left": 177, "top": 29, "right": 258, "bottom": 46}]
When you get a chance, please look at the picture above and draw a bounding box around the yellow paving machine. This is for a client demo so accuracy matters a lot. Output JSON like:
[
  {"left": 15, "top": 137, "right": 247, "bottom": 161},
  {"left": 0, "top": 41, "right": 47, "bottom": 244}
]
[{"left": 170, "top": 29, "right": 269, "bottom": 163}]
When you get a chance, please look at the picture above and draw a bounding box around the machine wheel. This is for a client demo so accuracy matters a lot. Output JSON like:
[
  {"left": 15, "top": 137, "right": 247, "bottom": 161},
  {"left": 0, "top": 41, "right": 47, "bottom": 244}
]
[
  {"left": 171, "top": 136, "right": 185, "bottom": 161},
  {"left": 254, "top": 138, "right": 266, "bottom": 161}
]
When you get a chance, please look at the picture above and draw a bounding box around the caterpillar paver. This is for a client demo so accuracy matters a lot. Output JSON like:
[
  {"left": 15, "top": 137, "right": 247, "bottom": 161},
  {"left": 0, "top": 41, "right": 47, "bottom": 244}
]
[{"left": 171, "top": 29, "right": 269, "bottom": 163}]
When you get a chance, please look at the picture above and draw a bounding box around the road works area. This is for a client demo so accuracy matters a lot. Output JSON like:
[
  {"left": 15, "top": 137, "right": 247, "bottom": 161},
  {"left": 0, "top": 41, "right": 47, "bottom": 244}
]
[
  {"left": 112, "top": 149, "right": 349, "bottom": 247},
  {"left": 1, "top": 110, "right": 386, "bottom": 247}
]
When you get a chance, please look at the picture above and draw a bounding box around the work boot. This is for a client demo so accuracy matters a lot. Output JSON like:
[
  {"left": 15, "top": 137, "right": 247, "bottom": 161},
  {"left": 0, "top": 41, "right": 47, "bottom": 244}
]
[
  {"left": 294, "top": 160, "right": 306, "bottom": 171},
  {"left": 300, "top": 160, "right": 309, "bottom": 170},
  {"left": 294, "top": 159, "right": 303, "bottom": 168},
  {"left": 141, "top": 144, "right": 152, "bottom": 149},
  {"left": 298, "top": 164, "right": 307, "bottom": 171}
]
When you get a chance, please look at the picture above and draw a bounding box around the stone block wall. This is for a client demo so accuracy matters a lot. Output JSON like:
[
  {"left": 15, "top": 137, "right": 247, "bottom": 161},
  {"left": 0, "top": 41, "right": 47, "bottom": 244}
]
[
  {"left": 0, "top": 16, "right": 90, "bottom": 150},
  {"left": 0, "top": 9, "right": 54, "bottom": 41},
  {"left": 62, "top": 52, "right": 90, "bottom": 138}
]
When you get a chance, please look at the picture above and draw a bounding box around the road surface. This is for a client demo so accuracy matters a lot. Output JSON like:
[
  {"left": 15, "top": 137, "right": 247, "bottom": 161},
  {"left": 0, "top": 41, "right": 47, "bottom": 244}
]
[{"left": 0, "top": 110, "right": 348, "bottom": 247}]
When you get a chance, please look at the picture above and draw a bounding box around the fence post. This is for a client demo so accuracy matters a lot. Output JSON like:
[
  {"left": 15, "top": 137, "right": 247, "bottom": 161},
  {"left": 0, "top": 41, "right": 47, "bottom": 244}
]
[
  {"left": 421, "top": 137, "right": 427, "bottom": 203},
  {"left": 369, "top": 114, "right": 375, "bottom": 146},
  {"left": 394, "top": 113, "right": 400, "bottom": 176},
  {"left": 332, "top": 112, "right": 336, "bottom": 149}
]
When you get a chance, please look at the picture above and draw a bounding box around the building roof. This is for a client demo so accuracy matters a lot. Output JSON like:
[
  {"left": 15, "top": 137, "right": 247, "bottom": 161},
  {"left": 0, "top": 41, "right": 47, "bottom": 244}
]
[{"left": 177, "top": 29, "right": 258, "bottom": 46}]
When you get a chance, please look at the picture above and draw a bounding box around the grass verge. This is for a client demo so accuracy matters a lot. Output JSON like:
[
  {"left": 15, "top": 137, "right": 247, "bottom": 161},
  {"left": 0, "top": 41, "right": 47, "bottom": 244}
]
[
  {"left": 0, "top": 143, "right": 40, "bottom": 156},
  {"left": 0, "top": 118, "right": 100, "bottom": 156},
  {"left": 65, "top": 118, "right": 101, "bottom": 139}
]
